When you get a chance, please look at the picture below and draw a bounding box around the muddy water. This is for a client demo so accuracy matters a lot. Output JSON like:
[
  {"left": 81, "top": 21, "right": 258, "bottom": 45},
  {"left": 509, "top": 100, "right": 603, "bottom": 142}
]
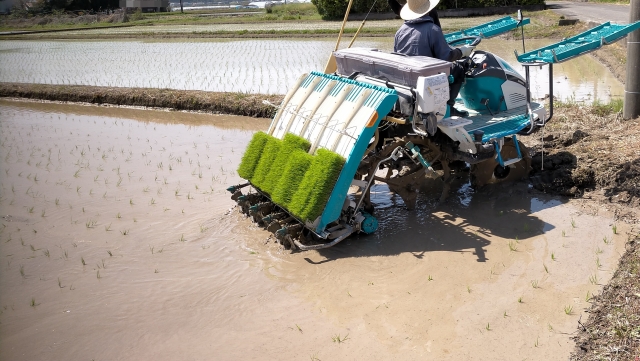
[
  {"left": 0, "top": 99, "right": 630, "bottom": 360},
  {"left": 0, "top": 38, "right": 623, "bottom": 101}
]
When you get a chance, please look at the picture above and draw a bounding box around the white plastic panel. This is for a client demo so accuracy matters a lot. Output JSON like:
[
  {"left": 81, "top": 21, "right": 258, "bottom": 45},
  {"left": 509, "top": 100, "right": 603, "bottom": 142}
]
[
  {"left": 314, "top": 87, "right": 374, "bottom": 158},
  {"left": 271, "top": 75, "right": 322, "bottom": 139},
  {"left": 287, "top": 79, "right": 337, "bottom": 137}
]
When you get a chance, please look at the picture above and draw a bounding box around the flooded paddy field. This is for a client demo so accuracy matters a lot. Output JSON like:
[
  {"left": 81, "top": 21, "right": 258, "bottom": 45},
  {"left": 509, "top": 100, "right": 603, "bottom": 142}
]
[
  {"left": 0, "top": 38, "right": 623, "bottom": 101},
  {"left": 0, "top": 99, "right": 632, "bottom": 360}
]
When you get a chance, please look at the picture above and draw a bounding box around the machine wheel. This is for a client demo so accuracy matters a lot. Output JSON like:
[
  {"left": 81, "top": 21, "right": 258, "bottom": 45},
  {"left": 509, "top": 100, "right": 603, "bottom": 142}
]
[{"left": 470, "top": 138, "right": 531, "bottom": 188}]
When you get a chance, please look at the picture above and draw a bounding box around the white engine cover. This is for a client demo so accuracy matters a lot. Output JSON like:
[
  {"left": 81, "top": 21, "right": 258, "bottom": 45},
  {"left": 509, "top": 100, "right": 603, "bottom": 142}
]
[{"left": 416, "top": 74, "right": 449, "bottom": 116}]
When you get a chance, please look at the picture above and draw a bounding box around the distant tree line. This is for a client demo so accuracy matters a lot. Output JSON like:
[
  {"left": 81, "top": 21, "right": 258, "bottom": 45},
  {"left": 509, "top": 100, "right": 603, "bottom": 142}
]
[{"left": 312, "top": 0, "right": 544, "bottom": 19}]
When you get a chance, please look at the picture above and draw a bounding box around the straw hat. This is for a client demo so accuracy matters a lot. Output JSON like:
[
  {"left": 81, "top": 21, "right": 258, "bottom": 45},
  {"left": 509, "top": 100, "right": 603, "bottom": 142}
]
[{"left": 400, "top": 0, "right": 441, "bottom": 21}]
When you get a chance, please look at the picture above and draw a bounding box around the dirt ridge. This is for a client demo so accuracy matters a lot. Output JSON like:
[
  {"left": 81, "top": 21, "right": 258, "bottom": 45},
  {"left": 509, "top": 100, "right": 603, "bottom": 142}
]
[{"left": 0, "top": 82, "right": 282, "bottom": 118}]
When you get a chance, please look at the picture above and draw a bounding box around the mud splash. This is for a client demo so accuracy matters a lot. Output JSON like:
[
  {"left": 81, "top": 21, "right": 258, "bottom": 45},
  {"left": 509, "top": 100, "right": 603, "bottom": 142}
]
[{"left": 0, "top": 99, "right": 630, "bottom": 360}]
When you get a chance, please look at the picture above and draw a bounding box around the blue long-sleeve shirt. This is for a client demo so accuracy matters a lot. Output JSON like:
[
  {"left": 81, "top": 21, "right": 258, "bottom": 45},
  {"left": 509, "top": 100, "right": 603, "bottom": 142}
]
[{"left": 393, "top": 15, "right": 462, "bottom": 62}]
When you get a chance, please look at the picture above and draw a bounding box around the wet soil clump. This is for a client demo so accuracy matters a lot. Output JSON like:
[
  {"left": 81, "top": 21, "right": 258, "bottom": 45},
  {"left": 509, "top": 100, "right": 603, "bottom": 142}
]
[{"left": 526, "top": 102, "right": 640, "bottom": 213}]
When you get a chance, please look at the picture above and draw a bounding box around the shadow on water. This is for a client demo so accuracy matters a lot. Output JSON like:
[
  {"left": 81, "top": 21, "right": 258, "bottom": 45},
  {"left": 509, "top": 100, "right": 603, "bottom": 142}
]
[{"left": 312, "top": 180, "right": 568, "bottom": 263}]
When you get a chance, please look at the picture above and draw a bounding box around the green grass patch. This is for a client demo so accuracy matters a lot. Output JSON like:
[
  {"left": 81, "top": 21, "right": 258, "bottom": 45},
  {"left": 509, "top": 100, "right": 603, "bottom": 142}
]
[
  {"left": 288, "top": 148, "right": 345, "bottom": 222},
  {"left": 237, "top": 131, "right": 270, "bottom": 180},
  {"left": 591, "top": 98, "right": 623, "bottom": 116},
  {"left": 261, "top": 133, "right": 311, "bottom": 194},
  {"left": 271, "top": 150, "right": 313, "bottom": 207},
  {"left": 250, "top": 136, "right": 282, "bottom": 191}
]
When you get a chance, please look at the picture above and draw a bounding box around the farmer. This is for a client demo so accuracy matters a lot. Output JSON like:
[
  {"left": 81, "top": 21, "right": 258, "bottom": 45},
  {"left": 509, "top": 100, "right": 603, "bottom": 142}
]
[{"left": 392, "top": 0, "right": 474, "bottom": 117}]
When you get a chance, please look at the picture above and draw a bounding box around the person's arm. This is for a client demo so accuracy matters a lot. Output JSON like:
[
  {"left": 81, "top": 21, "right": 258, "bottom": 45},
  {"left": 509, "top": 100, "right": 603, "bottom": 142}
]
[{"left": 430, "top": 25, "right": 463, "bottom": 62}]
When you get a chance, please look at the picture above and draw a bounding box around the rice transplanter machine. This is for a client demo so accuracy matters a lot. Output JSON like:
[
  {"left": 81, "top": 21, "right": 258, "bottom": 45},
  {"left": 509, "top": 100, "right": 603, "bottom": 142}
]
[{"left": 228, "top": 14, "right": 640, "bottom": 250}]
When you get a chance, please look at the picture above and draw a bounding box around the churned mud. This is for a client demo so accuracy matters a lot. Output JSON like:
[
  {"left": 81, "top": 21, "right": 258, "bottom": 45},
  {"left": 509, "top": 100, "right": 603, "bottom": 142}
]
[{"left": 0, "top": 99, "right": 634, "bottom": 360}]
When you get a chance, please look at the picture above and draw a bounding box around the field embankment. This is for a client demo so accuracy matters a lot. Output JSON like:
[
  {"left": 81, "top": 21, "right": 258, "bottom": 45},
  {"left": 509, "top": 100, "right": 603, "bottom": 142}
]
[
  {"left": 527, "top": 100, "right": 640, "bottom": 220},
  {"left": 0, "top": 82, "right": 281, "bottom": 118},
  {"left": 571, "top": 234, "right": 640, "bottom": 361}
]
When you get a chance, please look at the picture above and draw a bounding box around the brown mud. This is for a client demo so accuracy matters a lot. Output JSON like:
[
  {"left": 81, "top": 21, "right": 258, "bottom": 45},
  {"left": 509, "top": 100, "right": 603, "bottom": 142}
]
[
  {"left": 0, "top": 82, "right": 282, "bottom": 118},
  {"left": 0, "top": 98, "right": 634, "bottom": 360}
]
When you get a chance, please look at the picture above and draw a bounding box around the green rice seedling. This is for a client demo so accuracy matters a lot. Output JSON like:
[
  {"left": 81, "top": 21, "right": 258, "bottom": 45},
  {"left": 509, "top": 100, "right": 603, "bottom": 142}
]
[
  {"left": 531, "top": 280, "right": 539, "bottom": 289},
  {"left": 199, "top": 224, "right": 208, "bottom": 233},
  {"left": 150, "top": 198, "right": 156, "bottom": 205},
  {"left": 74, "top": 169, "right": 80, "bottom": 178},
  {"left": 595, "top": 247, "right": 603, "bottom": 254},
  {"left": 116, "top": 213, "right": 121, "bottom": 219},
  {"left": 76, "top": 186, "right": 81, "bottom": 194},
  {"left": 105, "top": 223, "right": 112, "bottom": 231},
  {"left": 187, "top": 192, "right": 193, "bottom": 200},
  {"left": 428, "top": 275, "right": 433, "bottom": 281},
  {"left": 589, "top": 274, "right": 599, "bottom": 285},
  {"left": 97, "top": 270, "right": 101, "bottom": 279},
  {"left": 143, "top": 186, "right": 150, "bottom": 193},
  {"left": 19, "top": 265, "right": 25, "bottom": 278},
  {"left": 467, "top": 286, "right": 471, "bottom": 293},
  {"left": 331, "top": 334, "right": 349, "bottom": 344},
  {"left": 85, "top": 219, "right": 97, "bottom": 229},
  {"left": 271, "top": 150, "right": 313, "bottom": 207},
  {"left": 508, "top": 241, "right": 518, "bottom": 252},
  {"left": 27, "top": 206, "right": 34, "bottom": 214},
  {"left": 237, "top": 132, "right": 270, "bottom": 180},
  {"left": 543, "top": 263, "right": 549, "bottom": 273},
  {"left": 596, "top": 257, "right": 602, "bottom": 269},
  {"left": 518, "top": 297, "right": 523, "bottom": 303},
  {"left": 603, "top": 236, "right": 611, "bottom": 245},
  {"left": 503, "top": 311, "right": 508, "bottom": 318},
  {"left": 564, "top": 305, "right": 573, "bottom": 315},
  {"left": 534, "top": 337, "right": 539, "bottom": 347},
  {"left": 30, "top": 244, "right": 36, "bottom": 252},
  {"left": 485, "top": 323, "right": 491, "bottom": 331},
  {"left": 30, "top": 298, "right": 38, "bottom": 308},
  {"left": 163, "top": 207, "right": 170, "bottom": 212},
  {"left": 571, "top": 218, "right": 576, "bottom": 228},
  {"left": 121, "top": 229, "right": 129, "bottom": 236},
  {"left": 288, "top": 149, "right": 345, "bottom": 221},
  {"left": 251, "top": 136, "right": 283, "bottom": 189},
  {"left": 149, "top": 245, "right": 154, "bottom": 254},
  {"left": 107, "top": 251, "right": 113, "bottom": 257},
  {"left": 43, "top": 249, "right": 50, "bottom": 258},
  {"left": 63, "top": 250, "right": 68, "bottom": 259},
  {"left": 561, "top": 230, "right": 565, "bottom": 237},
  {"left": 551, "top": 252, "right": 556, "bottom": 261},
  {"left": 262, "top": 134, "right": 311, "bottom": 195},
  {"left": 81, "top": 257, "right": 86, "bottom": 266},
  {"left": 585, "top": 291, "right": 591, "bottom": 302},
  {"left": 612, "top": 224, "right": 617, "bottom": 234},
  {"left": 179, "top": 234, "right": 186, "bottom": 242}
]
